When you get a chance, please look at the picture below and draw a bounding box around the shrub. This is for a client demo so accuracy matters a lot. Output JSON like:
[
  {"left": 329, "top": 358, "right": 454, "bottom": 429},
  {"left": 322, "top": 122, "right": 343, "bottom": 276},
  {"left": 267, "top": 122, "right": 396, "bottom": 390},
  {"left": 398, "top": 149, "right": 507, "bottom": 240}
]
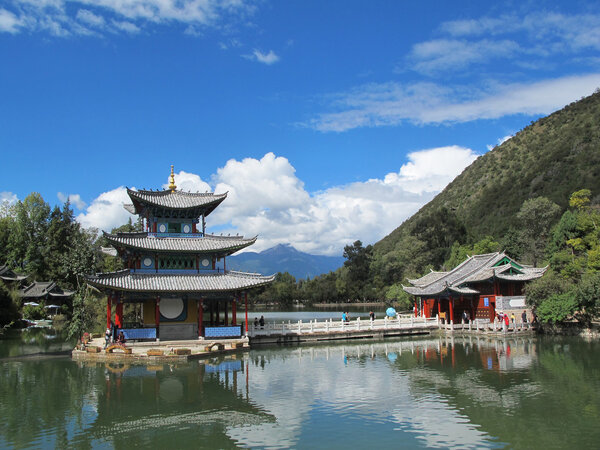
[{"left": 536, "top": 292, "right": 578, "bottom": 324}]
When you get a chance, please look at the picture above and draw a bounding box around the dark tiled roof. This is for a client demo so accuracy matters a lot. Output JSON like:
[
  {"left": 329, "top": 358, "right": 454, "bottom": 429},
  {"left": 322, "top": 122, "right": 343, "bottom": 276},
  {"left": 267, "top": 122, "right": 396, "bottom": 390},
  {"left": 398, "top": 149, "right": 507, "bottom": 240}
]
[
  {"left": 403, "top": 252, "right": 547, "bottom": 297},
  {"left": 126, "top": 188, "right": 227, "bottom": 214},
  {"left": 407, "top": 270, "right": 448, "bottom": 287},
  {"left": 0, "top": 265, "right": 28, "bottom": 281},
  {"left": 104, "top": 232, "right": 256, "bottom": 254},
  {"left": 85, "top": 270, "right": 275, "bottom": 293},
  {"left": 19, "top": 281, "right": 74, "bottom": 298}
]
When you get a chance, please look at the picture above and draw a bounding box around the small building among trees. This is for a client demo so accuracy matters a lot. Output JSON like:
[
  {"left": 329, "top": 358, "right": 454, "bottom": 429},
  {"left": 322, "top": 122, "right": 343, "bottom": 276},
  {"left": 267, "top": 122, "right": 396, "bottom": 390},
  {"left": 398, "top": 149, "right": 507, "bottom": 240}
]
[{"left": 403, "top": 252, "right": 546, "bottom": 322}]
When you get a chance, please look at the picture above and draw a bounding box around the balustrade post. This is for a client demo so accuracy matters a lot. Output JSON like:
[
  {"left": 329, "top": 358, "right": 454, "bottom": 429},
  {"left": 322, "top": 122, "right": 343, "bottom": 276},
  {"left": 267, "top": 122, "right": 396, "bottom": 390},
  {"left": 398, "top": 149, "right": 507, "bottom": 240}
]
[{"left": 298, "top": 320, "right": 302, "bottom": 334}]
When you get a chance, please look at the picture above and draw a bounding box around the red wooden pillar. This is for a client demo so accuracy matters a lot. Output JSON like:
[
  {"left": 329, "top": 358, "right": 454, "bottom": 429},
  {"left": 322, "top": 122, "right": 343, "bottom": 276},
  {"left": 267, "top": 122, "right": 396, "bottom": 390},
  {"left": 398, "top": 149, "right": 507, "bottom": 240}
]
[
  {"left": 155, "top": 296, "right": 160, "bottom": 341},
  {"left": 115, "top": 298, "right": 124, "bottom": 329},
  {"left": 414, "top": 299, "right": 418, "bottom": 317},
  {"left": 198, "top": 299, "right": 203, "bottom": 338},
  {"left": 106, "top": 294, "right": 112, "bottom": 328},
  {"left": 244, "top": 292, "right": 248, "bottom": 334},
  {"left": 232, "top": 296, "right": 237, "bottom": 325},
  {"left": 449, "top": 296, "right": 454, "bottom": 324}
]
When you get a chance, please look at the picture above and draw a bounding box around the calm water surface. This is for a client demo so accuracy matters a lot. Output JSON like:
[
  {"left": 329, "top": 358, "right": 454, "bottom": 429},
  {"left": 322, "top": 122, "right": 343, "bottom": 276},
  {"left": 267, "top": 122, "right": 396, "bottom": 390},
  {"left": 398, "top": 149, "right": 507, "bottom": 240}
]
[{"left": 1, "top": 327, "right": 598, "bottom": 449}]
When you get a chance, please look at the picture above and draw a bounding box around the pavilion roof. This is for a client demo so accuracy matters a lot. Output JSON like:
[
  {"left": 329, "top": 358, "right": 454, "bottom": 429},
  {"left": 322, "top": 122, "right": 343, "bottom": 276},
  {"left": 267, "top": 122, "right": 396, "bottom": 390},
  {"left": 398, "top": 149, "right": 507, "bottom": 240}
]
[
  {"left": 19, "top": 281, "right": 74, "bottom": 299},
  {"left": 403, "top": 252, "right": 547, "bottom": 297},
  {"left": 104, "top": 232, "right": 256, "bottom": 254},
  {"left": 0, "top": 265, "right": 28, "bottom": 282},
  {"left": 85, "top": 270, "right": 275, "bottom": 293},
  {"left": 125, "top": 188, "right": 227, "bottom": 216}
]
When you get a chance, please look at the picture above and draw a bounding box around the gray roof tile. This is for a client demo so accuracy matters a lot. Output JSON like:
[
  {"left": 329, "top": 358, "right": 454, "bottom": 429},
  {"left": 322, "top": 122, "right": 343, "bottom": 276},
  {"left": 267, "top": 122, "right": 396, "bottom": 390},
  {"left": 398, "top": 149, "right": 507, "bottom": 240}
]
[
  {"left": 86, "top": 270, "right": 275, "bottom": 293},
  {"left": 403, "top": 252, "right": 547, "bottom": 297},
  {"left": 127, "top": 188, "right": 227, "bottom": 212},
  {"left": 104, "top": 232, "right": 256, "bottom": 254}
]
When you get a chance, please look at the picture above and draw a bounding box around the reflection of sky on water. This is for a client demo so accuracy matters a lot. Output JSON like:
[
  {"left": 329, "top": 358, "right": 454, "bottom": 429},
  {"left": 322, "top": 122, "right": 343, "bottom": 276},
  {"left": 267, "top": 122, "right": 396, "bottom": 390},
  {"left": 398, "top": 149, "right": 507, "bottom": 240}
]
[{"left": 226, "top": 337, "right": 535, "bottom": 448}]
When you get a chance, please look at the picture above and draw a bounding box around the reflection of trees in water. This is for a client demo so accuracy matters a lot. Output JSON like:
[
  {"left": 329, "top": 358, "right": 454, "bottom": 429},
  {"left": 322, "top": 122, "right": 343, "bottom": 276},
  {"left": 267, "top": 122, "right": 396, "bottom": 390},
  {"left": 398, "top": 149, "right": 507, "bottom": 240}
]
[
  {"left": 0, "top": 358, "right": 97, "bottom": 448},
  {"left": 0, "top": 328, "right": 73, "bottom": 358}
]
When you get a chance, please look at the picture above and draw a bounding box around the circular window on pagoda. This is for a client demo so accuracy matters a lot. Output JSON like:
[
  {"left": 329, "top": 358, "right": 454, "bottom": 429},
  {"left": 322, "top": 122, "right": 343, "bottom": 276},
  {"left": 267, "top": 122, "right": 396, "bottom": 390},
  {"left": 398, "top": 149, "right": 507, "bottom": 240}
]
[
  {"left": 159, "top": 224, "right": 167, "bottom": 233},
  {"left": 183, "top": 224, "right": 191, "bottom": 233},
  {"left": 143, "top": 257, "right": 152, "bottom": 267},
  {"left": 160, "top": 298, "right": 185, "bottom": 321},
  {"left": 202, "top": 259, "right": 210, "bottom": 267}
]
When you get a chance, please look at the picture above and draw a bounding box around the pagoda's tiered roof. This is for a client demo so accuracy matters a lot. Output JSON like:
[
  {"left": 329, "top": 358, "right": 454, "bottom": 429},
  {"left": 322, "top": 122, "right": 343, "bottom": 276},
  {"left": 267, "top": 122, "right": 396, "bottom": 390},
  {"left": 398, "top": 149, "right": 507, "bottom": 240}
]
[
  {"left": 125, "top": 188, "right": 227, "bottom": 216},
  {"left": 103, "top": 231, "right": 256, "bottom": 254},
  {"left": 86, "top": 270, "right": 276, "bottom": 293},
  {"left": 403, "top": 252, "right": 547, "bottom": 297}
]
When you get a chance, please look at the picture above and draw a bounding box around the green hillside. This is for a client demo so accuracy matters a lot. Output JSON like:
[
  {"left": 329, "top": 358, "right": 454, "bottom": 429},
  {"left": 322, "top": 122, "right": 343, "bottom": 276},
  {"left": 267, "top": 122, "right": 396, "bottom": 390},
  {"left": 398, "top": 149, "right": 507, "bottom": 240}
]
[{"left": 374, "top": 90, "right": 600, "bottom": 280}]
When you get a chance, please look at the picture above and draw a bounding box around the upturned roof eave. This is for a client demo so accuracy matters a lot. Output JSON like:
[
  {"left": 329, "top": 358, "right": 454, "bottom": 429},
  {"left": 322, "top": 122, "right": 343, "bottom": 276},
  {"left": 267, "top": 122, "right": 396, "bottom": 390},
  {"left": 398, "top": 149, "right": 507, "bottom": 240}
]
[
  {"left": 103, "top": 232, "right": 257, "bottom": 254},
  {"left": 85, "top": 270, "right": 275, "bottom": 293},
  {"left": 126, "top": 188, "right": 228, "bottom": 215}
]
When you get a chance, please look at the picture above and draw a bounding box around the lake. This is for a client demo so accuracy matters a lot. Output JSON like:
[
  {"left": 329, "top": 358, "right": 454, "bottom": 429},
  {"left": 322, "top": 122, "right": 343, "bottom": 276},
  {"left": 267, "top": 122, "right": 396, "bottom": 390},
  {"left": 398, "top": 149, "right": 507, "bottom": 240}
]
[{"left": 1, "top": 326, "right": 598, "bottom": 448}]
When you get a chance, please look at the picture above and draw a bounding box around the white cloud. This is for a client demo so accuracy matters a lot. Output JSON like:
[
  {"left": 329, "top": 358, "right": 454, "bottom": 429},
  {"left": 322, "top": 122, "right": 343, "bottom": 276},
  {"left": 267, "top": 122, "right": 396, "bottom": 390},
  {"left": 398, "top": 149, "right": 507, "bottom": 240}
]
[
  {"left": 383, "top": 146, "right": 479, "bottom": 194},
  {"left": 76, "top": 186, "right": 134, "bottom": 231},
  {"left": 0, "top": 0, "right": 256, "bottom": 36},
  {"left": 408, "top": 38, "right": 520, "bottom": 74},
  {"left": 76, "top": 9, "right": 105, "bottom": 28},
  {"left": 78, "top": 150, "right": 477, "bottom": 255},
  {"left": 409, "top": 12, "right": 600, "bottom": 75},
  {"left": 244, "top": 49, "right": 280, "bottom": 65},
  {"left": 111, "top": 19, "right": 140, "bottom": 33},
  {"left": 309, "top": 74, "right": 600, "bottom": 132},
  {"left": 487, "top": 134, "right": 512, "bottom": 151},
  {"left": 0, "top": 8, "right": 23, "bottom": 33},
  {"left": 57, "top": 192, "right": 87, "bottom": 210},
  {"left": 161, "top": 170, "right": 212, "bottom": 193},
  {"left": 0, "top": 191, "right": 18, "bottom": 205}
]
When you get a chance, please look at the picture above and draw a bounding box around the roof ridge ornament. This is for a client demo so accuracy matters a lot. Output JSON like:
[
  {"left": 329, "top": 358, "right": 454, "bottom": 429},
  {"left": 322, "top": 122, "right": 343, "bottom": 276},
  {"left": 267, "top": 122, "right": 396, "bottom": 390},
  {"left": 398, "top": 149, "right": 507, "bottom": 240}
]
[{"left": 168, "top": 165, "right": 177, "bottom": 191}]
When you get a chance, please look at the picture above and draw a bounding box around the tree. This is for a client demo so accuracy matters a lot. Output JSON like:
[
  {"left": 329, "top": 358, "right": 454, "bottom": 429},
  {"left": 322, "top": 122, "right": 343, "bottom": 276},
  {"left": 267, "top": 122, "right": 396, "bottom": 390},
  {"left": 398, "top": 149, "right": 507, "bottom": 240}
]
[
  {"left": 516, "top": 197, "right": 561, "bottom": 266},
  {"left": 574, "top": 272, "right": 600, "bottom": 324},
  {"left": 8, "top": 193, "right": 51, "bottom": 277},
  {"left": 343, "top": 240, "right": 374, "bottom": 300}
]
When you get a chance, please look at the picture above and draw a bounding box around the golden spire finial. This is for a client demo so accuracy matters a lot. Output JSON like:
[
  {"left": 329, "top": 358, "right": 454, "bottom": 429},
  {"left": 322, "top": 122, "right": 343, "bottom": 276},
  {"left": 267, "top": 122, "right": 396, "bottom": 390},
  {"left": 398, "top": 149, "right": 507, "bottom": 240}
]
[{"left": 168, "top": 165, "right": 177, "bottom": 191}]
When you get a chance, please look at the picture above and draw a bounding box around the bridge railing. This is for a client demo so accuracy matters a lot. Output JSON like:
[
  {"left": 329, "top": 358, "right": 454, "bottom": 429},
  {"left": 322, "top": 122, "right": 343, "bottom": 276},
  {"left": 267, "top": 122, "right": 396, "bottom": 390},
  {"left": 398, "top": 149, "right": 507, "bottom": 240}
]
[
  {"left": 247, "top": 315, "right": 439, "bottom": 337},
  {"left": 439, "top": 318, "right": 535, "bottom": 332}
]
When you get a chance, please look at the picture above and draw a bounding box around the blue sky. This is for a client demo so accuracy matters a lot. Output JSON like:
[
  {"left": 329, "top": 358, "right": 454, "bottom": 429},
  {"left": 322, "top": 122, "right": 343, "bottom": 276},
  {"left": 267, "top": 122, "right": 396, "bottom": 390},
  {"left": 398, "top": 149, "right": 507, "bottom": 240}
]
[{"left": 1, "top": 0, "right": 600, "bottom": 255}]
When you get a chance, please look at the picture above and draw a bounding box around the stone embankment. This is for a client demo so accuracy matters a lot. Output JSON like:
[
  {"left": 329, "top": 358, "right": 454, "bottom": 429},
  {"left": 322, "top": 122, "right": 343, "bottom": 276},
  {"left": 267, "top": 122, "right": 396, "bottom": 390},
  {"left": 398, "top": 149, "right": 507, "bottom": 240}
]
[{"left": 72, "top": 337, "right": 249, "bottom": 363}]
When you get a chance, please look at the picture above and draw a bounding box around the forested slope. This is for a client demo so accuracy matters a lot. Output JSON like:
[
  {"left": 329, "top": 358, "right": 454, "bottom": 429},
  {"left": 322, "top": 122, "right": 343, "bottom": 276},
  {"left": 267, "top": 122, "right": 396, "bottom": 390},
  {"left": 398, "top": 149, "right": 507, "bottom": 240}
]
[{"left": 373, "top": 90, "right": 600, "bottom": 280}]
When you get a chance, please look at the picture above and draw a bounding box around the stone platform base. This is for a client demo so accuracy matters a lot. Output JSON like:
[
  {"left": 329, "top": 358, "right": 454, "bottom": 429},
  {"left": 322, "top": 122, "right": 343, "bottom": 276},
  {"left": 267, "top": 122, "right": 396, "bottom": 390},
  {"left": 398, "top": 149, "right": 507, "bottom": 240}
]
[{"left": 72, "top": 337, "right": 249, "bottom": 364}]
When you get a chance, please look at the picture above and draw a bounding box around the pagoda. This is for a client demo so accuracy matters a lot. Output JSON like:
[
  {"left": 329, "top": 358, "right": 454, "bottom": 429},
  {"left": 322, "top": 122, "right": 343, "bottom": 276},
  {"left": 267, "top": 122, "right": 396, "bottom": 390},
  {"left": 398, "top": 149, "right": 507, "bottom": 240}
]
[
  {"left": 86, "top": 166, "right": 275, "bottom": 341},
  {"left": 403, "top": 252, "right": 546, "bottom": 323}
]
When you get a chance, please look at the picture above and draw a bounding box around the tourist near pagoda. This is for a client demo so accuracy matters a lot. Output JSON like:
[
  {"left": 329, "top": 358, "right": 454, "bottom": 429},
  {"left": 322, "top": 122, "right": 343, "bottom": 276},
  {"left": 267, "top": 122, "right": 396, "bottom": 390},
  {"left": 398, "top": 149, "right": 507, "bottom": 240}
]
[{"left": 86, "top": 166, "right": 275, "bottom": 341}]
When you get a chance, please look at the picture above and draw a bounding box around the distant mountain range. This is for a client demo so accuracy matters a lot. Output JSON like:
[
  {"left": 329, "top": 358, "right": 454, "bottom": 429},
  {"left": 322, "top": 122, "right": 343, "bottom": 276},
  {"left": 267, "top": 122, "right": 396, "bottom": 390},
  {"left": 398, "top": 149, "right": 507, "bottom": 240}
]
[{"left": 228, "top": 244, "right": 345, "bottom": 279}]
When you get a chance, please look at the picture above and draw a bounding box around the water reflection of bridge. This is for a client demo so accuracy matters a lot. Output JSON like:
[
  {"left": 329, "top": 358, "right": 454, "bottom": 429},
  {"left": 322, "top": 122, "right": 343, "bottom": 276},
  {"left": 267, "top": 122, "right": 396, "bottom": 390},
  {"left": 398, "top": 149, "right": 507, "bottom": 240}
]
[{"left": 260, "top": 335, "right": 537, "bottom": 372}]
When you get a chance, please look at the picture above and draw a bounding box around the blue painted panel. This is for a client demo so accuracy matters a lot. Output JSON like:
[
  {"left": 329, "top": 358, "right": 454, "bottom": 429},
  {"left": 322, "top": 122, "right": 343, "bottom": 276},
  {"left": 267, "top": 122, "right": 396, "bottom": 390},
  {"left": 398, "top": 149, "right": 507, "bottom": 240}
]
[
  {"left": 204, "top": 326, "right": 242, "bottom": 338},
  {"left": 121, "top": 328, "right": 156, "bottom": 340}
]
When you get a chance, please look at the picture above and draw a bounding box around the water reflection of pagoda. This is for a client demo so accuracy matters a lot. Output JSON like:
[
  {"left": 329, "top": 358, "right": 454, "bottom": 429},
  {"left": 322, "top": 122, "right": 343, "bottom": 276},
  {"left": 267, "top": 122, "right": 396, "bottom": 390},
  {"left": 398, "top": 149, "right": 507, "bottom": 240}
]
[
  {"left": 90, "top": 359, "right": 274, "bottom": 447},
  {"left": 86, "top": 167, "right": 275, "bottom": 340}
]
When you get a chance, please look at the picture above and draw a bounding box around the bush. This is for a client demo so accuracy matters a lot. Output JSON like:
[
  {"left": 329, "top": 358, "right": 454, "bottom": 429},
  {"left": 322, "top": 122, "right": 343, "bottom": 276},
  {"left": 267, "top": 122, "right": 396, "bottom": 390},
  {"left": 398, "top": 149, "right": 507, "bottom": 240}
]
[
  {"left": 22, "top": 304, "right": 46, "bottom": 320},
  {"left": 536, "top": 292, "right": 578, "bottom": 323}
]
